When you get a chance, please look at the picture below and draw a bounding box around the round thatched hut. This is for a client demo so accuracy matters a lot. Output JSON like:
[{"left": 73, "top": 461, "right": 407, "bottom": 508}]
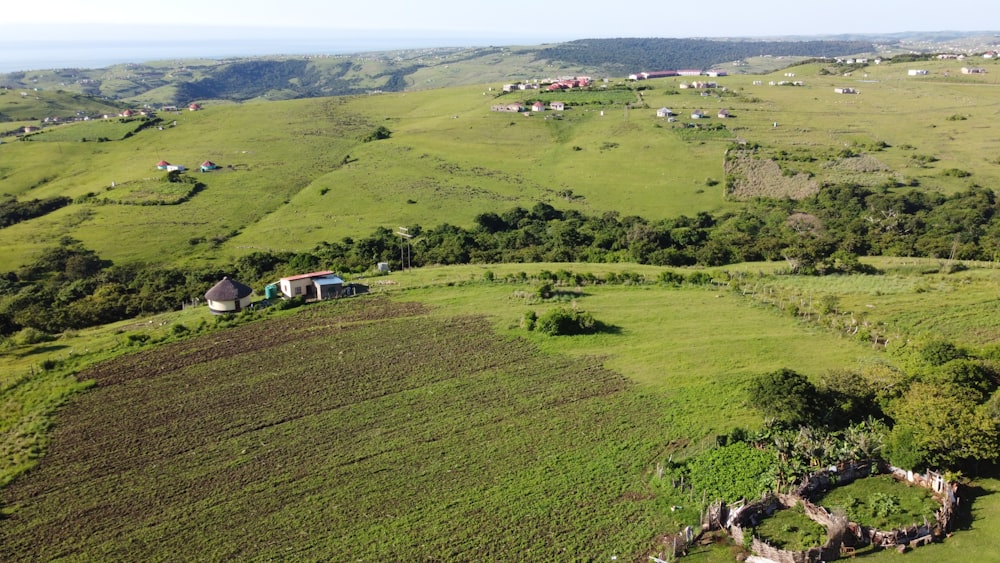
[{"left": 204, "top": 277, "right": 253, "bottom": 314}]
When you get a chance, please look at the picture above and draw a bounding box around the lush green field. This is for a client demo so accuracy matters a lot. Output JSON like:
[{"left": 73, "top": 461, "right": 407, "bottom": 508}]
[
  {"left": 3, "top": 263, "right": 1000, "bottom": 559},
  {"left": 2, "top": 57, "right": 998, "bottom": 273},
  {"left": 4, "top": 51, "right": 1000, "bottom": 561}
]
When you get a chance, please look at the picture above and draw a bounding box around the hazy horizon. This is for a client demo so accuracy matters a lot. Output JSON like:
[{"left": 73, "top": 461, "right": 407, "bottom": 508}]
[{"left": 2, "top": 24, "right": 997, "bottom": 74}]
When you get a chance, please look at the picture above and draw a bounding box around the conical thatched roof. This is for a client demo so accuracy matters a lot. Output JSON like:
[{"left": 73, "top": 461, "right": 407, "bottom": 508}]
[{"left": 204, "top": 277, "right": 253, "bottom": 301}]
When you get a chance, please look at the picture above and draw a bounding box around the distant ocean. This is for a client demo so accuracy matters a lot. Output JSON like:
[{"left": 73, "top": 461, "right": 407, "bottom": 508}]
[{"left": 0, "top": 34, "right": 526, "bottom": 73}]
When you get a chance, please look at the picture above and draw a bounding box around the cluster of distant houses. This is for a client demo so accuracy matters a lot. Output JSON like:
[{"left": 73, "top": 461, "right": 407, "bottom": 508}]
[
  {"left": 502, "top": 76, "right": 592, "bottom": 92},
  {"left": 655, "top": 107, "right": 731, "bottom": 121},
  {"left": 12, "top": 102, "right": 203, "bottom": 138},
  {"left": 156, "top": 159, "right": 218, "bottom": 173},
  {"left": 204, "top": 270, "right": 365, "bottom": 315},
  {"left": 491, "top": 100, "right": 565, "bottom": 113},
  {"left": 628, "top": 69, "right": 727, "bottom": 80}
]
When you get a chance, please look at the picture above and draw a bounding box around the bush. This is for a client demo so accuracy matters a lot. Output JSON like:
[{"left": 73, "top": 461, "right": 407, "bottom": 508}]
[
  {"left": 521, "top": 310, "right": 537, "bottom": 331},
  {"left": 13, "top": 327, "right": 53, "bottom": 346},
  {"left": 534, "top": 307, "right": 598, "bottom": 336}
]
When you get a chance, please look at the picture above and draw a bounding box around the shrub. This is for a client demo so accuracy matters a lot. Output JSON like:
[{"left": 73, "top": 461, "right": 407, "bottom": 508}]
[
  {"left": 13, "top": 327, "right": 53, "bottom": 346},
  {"left": 535, "top": 282, "right": 555, "bottom": 299},
  {"left": 521, "top": 310, "right": 537, "bottom": 331},
  {"left": 362, "top": 125, "right": 392, "bottom": 142},
  {"left": 534, "top": 307, "right": 597, "bottom": 336}
]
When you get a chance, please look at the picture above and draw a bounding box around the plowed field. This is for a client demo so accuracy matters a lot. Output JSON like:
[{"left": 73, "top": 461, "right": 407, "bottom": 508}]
[{"left": 1, "top": 297, "right": 678, "bottom": 560}]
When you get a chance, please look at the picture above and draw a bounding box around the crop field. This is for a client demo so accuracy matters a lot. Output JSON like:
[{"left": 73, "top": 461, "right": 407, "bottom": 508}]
[{"left": 0, "top": 298, "right": 685, "bottom": 560}]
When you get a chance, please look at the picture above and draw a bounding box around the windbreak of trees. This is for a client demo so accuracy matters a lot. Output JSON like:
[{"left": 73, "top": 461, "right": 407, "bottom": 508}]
[{"left": 0, "top": 196, "right": 72, "bottom": 228}]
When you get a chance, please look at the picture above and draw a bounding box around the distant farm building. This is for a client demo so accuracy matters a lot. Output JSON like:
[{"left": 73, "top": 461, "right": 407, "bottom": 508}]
[
  {"left": 677, "top": 69, "right": 703, "bottom": 76},
  {"left": 157, "top": 160, "right": 170, "bottom": 170},
  {"left": 279, "top": 271, "right": 344, "bottom": 300},
  {"left": 550, "top": 101, "right": 565, "bottom": 111},
  {"left": 656, "top": 107, "right": 675, "bottom": 117},
  {"left": 691, "top": 109, "right": 706, "bottom": 119},
  {"left": 628, "top": 70, "right": 679, "bottom": 80},
  {"left": 834, "top": 87, "right": 858, "bottom": 94},
  {"left": 188, "top": 103, "right": 202, "bottom": 111},
  {"left": 200, "top": 161, "right": 218, "bottom": 172},
  {"left": 120, "top": 109, "right": 134, "bottom": 118},
  {"left": 961, "top": 67, "right": 987, "bottom": 74},
  {"left": 718, "top": 108, "right": 731, "bottom": 119},
  {"left": 908, "top": 69, "right": 929, "bottom": 76},
  {"left": 531, "top": 101, "right": 545, "bottom": 112},
  {"left": 204, "top": 277, "right": 253, "bottom": 314}
]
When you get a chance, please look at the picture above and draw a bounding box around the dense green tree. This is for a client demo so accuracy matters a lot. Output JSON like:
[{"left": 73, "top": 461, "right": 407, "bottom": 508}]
[
  {"left": 747, "top": 368, "right": 821, "bottom": 428},
  {"left": 887, "top": 382, "right": 998, "bottom": 470}
]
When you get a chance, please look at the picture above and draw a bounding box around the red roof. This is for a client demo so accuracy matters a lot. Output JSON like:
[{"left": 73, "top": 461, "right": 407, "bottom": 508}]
[
  {"left": 201, "top": 161, "right": 215, "bottom": 167},
  {"left": 281, "top": 270, "right": 335, "bottom": 281},
  {"left": 157, "top": 160, "right": 169, "bottom": 166}
]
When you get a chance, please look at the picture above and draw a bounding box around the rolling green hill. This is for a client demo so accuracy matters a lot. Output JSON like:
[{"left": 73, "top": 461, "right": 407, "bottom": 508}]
[
  {"left": 2, "top": 55, "right": 999, "bottom": 274},
  {"left": 0, "top": 38, "right": 882, "bottom": 105},
  {"left": 3, "top": 42, "right": 1000, "bottom": 562}
]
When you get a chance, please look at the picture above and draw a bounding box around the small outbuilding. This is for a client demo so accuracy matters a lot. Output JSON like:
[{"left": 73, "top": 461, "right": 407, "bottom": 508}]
[
  {"left": 157, "top": 160, "right": 170, "bottom": 170},
  {"left": 200, "top": 160, "right": 218, "bottom": 172},
  {"left": 205, "top": 277, "right": 254, "bottom": 314},
  {"left": 279, "top": 270, "right": 345, "bottom": 300}
]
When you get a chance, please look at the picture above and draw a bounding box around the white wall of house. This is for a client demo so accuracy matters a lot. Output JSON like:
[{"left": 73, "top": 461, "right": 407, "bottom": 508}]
[
  {"left": 280, "top": 278, "right": 314, "bottom": 298},
  {"left": 207, "top": 295, "right": 251, "bottom": 314}
]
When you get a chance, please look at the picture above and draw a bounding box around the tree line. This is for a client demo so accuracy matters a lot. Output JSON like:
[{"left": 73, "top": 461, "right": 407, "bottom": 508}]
[{"left": 3, "top": 182, "right": 1000, "bottom": 337}]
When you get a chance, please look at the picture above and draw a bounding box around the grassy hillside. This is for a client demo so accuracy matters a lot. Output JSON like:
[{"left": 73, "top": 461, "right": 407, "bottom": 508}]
[
  {"left": 3, "top": 262, "right": 1000, "bottom": 560},
  {"left": 0, "top": 274, "right": 884, "bottom": 560},
  {"left": 2, "top": 55, "right": 999, "bottom": 274}
]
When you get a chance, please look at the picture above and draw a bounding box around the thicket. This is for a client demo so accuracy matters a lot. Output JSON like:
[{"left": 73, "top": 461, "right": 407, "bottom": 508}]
[
  {"left": 0, "top": 196, "right": 72, "bottom": 228},
  {"left": 7, "top": 181, "right": 1000, "bottom": 337},
  {"left": 535, "top": 38, "right": 875, "bottom": 74},
  {"left": 743, "top": 352, "right": 1000, "bottom": 474}
]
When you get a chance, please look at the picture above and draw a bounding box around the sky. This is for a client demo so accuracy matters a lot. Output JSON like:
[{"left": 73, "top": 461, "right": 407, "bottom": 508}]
[{"left": 4, "top": 0, "right": 999, "bottom": 43}]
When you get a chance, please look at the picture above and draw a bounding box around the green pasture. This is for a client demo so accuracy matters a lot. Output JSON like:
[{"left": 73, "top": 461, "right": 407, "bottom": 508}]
[
  {"left": 0, "top": 88, "right": 121, "bottom": 121},
  {"left": 3, "top": 57, "right": 1000, "bottom": 272},
  {"left": 753, "top": 258, "right": 1000, "bottom": 346},
  {"left": 3, "top": 263, "right": 1000, "bottom": 559},
  {"left": 366, "top": 263, "right": 885, "bottom": 443},
  {"left": 22, "top": 119, "right": 139, "bottom": 142}
]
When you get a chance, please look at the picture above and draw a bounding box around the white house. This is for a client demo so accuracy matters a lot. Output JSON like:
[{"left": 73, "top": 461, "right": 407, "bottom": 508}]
[
  {"left": 908, "top": 69, "right": 929, "bottom": 76},
  {"left": 205, "top": 277, "right": 253, "bottom": 314},
  {"left": 656, "top": 107, "right": 674, "bottom": 117},
  {"left": 550, "top": 101, "right": 565, "bottom": 111},
  {"left": 279, "top": 271, "right": 344, "bottom": 300}
]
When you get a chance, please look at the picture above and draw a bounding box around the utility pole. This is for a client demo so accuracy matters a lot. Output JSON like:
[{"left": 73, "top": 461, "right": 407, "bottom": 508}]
[{"left": 396, "top": 227, "right": 412, "bottom": 270}]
